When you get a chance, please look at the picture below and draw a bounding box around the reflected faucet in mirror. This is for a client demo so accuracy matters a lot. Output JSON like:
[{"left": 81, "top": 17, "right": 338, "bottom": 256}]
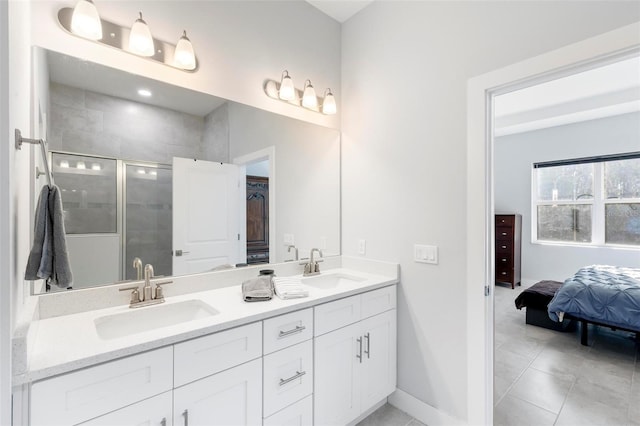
[
  {"left": 287, "top": 245, "right": 298, "bottom": 261},
  {"left": 133, "top": 257, "right": 143, "bottom": 281}
]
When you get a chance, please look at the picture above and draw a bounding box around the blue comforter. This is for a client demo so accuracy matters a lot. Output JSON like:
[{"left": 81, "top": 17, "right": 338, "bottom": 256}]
[{"left": 547, "top": 265, "right": 640, "bottom": 330}]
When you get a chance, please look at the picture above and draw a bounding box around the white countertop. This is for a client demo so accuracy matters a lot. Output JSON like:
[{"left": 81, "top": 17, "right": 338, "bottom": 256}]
[{"left": 15, "top": 266, "right": 398, "bottom": 385}]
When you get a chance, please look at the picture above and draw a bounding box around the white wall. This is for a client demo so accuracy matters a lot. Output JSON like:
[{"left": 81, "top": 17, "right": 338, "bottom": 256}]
[
  {"left": 30, "top": 0, "right": 341, "bottom": 129},
  {"left": 4, "top": 0, "right": 35, "bottom": 421},
  {"left": 341, "top": 2, "right": 640, "bottom": 422},
  {"left": 495, "top": 112, "right": 640, "bottom": 284}
]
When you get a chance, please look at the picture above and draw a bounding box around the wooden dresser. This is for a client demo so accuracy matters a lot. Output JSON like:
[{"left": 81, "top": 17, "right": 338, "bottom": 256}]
[{"left": 495, "top": 214, "right": 522, "bottom": 289}]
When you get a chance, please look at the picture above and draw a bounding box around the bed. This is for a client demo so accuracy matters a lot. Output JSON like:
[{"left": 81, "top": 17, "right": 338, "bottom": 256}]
[
  {"left": 514, "top": 280, "right": 575, "bottom": 331},
  {"left": 547, "top": 265, "right": 640, "bottom": 345}
]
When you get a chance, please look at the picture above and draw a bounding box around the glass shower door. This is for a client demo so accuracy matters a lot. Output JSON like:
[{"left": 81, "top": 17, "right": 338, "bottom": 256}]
[{"left": 124, "top": 163, "right": 173, "bottom": 280}]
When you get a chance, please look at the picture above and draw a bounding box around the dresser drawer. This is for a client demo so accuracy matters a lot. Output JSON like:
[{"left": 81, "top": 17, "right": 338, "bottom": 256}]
[
  {"left": 496, "top": 241, "right": 512, "bottom": 253},
  {"left": 496, "top": 227, "right": 514, "bottom": 239},
  {"left": 315, "top": 294, "right": 361, "bottom": 336},
  {"left": 264, "top": 308, "right": 313, "bottom": 355},
  {"left": 263, "top": 341, "right": 313, "bottom": 417},
  {"left": 496, "top": 268, "right": 513, "bottom": 282},
  {"left": 361, "top": 285, "right": 396, "bottom": 320},
  {"left": 263, "top": 395, "right": 312, "bottom": 426},
  {"left": 495, "top": 215, "right": 515, "bottom": 226},
  {"left": 31, "top": 347, "right": 173, "bottom": 426},
  {"left": 174, "top": 322, "right": 262, "bottom": 387},
  {"left": 496, "top": 253, "right": 511, "bottom": 265}
]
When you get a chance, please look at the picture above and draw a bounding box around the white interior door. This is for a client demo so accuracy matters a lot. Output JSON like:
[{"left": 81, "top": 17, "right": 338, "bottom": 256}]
[{"left": 173, "top": 157, "right": 244, "bottom": 275}]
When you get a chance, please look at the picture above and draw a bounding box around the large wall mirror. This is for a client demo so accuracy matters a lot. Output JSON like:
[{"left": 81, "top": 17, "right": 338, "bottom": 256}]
[{"left": 32, "top": 47, "right": 340, "bottom": 294}]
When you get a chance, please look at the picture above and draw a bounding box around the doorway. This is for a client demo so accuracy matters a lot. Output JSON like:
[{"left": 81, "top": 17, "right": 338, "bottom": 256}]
[{"left": 466, "top": 24, "right": 640, "bottom": 425}]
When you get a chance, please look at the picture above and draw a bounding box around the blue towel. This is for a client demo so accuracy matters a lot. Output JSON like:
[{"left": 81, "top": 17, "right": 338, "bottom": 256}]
[{"left": 25, "top": 185, "right": 73, "bottom": 288}]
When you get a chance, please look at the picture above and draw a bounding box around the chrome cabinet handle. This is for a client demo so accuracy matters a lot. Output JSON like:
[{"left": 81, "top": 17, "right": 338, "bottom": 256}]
[
  {"left": 279, "top": 370, "right": 306, "bottom": 386},
  {"left": 175, "top": 250, "right": 191, "bottom": 257},
  {"left": 183, "top": 409, "right": 189, "bottom": 426},
  {"left": 501, "top": 245, "right": 507, "bottom": 249},
  {"left": 501, "top": 258, "right": 507, "bottom": 262},
  {"left": 501, "top": 272, "right": 507, "bottom": 275},
  {"left": 161, "top": 418, "right": 166, "bottom": 426},
  {"left": 501, "top": 232, "right": 507, "bottom": 236},
  {"left": 356, "top": 337, "right": 363, "bottom": 363},
  {"left": 364, "top": 332, "right": 370, "bottom": 359},
  {"left": 278, "top": 325, "right": 305, "bottom": 338}
]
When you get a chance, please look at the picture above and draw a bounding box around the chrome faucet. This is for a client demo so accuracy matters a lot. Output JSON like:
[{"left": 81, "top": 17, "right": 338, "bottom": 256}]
[
  {"left": 287, "top": 245, "right": 299, "bottom": 261},
  {"left": 301, "top": 248, "right": 323, "bottom": 276},
  {"left": 133, "top": 257, "right": 143, "bottom": 281},
  {"left": 119, "top": 263, "right": 173, "bottom": 308}
]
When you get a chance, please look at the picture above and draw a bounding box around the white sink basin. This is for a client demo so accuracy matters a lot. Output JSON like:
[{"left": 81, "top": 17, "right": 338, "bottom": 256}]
[
  {"left": 302, "top": 272, "right": 366, "bottom": 289},
  {"left": 95, "top": 299, "right": 219, "bottom": 340}
]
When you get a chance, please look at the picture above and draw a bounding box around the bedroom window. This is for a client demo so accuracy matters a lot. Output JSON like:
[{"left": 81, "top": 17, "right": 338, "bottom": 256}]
[{"left": 533, "top": 153, "right": 640, "bottom": 247}]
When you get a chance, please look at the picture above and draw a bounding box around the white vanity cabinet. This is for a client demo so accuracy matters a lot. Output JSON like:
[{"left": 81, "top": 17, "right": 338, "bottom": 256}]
[
  {"left": 314, "top": 286, "right": 397, "bottom": 426},
  {"left": 173, "top": 358, "right": 262, "bottom": 426},
  {"left": 27, "top": 283, "right": 397, "bottom": 426}
]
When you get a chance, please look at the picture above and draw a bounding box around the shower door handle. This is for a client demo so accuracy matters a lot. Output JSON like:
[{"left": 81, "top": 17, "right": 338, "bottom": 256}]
[{"left": 174, "top": 250, "right": 191, "bottom": 256}]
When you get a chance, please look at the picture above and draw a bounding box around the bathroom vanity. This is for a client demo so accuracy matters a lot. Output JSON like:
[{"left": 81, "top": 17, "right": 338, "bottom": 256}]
[{"left": 13, "top": 257, "right": 398, "bottom": 426}]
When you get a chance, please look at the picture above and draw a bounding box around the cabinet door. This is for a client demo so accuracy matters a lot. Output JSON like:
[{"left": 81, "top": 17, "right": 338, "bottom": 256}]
[
  {"left": 78, "top": 392, "right": 173, "bottom": 426},
  {"left": 173, "top": 358, "right": 262, "bottom": 426},
  {"left": 360, "top": 310, "right": 397, "bottom": 409},
  {"left": 314, "top": 322, "right": 361, "bottom": 426}
]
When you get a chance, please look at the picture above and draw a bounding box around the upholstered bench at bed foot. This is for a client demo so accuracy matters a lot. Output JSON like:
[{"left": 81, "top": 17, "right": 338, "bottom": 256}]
[{"left": 514, "top": 280, "right": 575, "bottom": 332}]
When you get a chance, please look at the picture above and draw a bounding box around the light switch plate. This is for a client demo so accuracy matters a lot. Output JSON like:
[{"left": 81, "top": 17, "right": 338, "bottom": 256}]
[
  {"left": 284, "top": 234, "right": 295, "bottom": 245},
  {"left": 358, "top": 239, "right": 366, "bottom": 255},
  {"left": 414, "top": 244, "right": 438, "bottom": 264}
]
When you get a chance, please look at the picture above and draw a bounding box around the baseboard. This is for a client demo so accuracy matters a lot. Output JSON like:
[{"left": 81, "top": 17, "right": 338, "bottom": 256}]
[{"left": 388, "top": 388, "right": 465, "bottom": 426}]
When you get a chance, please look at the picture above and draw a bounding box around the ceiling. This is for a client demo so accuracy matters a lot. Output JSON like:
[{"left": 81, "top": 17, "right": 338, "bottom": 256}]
[
  {"left": 46, "top": 50, "right": 226, "bottom": 117},
  {"left": 305, "top": 0, "right": 373, "bottom": 23},
  {"left": 494, "top": 55, "right": 640, "bottom": 136}
]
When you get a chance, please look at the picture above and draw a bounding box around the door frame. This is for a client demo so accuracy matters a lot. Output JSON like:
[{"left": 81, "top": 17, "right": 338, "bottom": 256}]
[
  {"left": 233, "top": 146, "right": 276, "bottom": 263},
  {"left": 466, "top": 22, "right": 640, "bottom": 425}
]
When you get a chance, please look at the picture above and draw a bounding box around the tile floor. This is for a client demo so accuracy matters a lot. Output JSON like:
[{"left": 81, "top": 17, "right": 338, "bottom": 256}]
[
  {"left": 494, "top": 282, "right": 640, "bottom": 426},
  {"left": 357, "top": 403, "right": 426, "bottom": 426}
]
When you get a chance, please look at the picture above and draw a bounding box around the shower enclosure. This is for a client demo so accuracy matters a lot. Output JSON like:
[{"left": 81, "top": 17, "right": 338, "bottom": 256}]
[{"left": 51, "top": 151, "right": 172, "bottom": 289}]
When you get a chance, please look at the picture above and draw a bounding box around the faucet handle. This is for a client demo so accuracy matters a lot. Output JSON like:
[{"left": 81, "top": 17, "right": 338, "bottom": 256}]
[
  {"left": 153, "top": 280, "right": 173, "bottom": 300},
  {"left": 119, "top": 285, "right": 141, "bottom": 304}
]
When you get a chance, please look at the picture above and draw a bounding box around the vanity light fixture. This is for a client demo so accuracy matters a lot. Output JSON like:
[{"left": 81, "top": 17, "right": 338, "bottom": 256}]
[
  {"left": 174, "top": 31, "right": 196, "bottom": 70},
  {"left": 58, "top": 4, "right": 199, "bottom": 72},
  {"left": 76, "top": 161, "right": 86, "bottom": 170},
  {"left": 322, "top": 88, "right": 337, "bottom": 115},
  {"left": 91, "top": 163, "right": 101, "bottom": 171},
  {"left": 302, "top": 80, "right": 318, "bottom": 109},
  {"left": 60, "top": 160, "right": 70, "bottom": 168},
  {"left": 264, "top": 71, "right": 337, "bottom": 115},
  {"left": 129, "top": 12, "right": 155, "bottom": 57},
  {"left": 279, "top": 70, "right": 296, "bottom": 101},
  {"left": 70, "top": 0, "right": 102, "bottom": 40}
]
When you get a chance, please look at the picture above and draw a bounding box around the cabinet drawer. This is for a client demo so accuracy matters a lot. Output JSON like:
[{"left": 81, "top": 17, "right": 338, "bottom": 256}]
[
  {"left": 361, "top": 286, "right": 396, "bottom": 319},
  {"left": 263, "top": 341, "right": 313, "bottom": 417},
  {"left": 495, "top": 215, "right": 515, "bottom": 226},
  {"left": 31, "top": 347, "right": 173, "bottom": 426},
  {"left": 78, "top": 391, "right": 173, "bottom": 426},
  {"left": 263, "top": 308, "right": 313, "bottom": 355},
  {"left": 496, "top": 268, "right": 513, "bottom": 282},
  {"left": 174, "top": 322, "right": 262, "bottom": 387},
  {"left": 263, "top": 395, "right": 312, "bottom": 426},
  {"left": 496, "top": 241, "right": 512, "bottom": 253},
  {"left": 496, "top": 227, "right": 514, "bottom": 239},
  {"left": 314, "top": 294, "right": 361, "bottom": 336},
  {"left": 496, "top": 253, "right": 511, "bottom": 265}
]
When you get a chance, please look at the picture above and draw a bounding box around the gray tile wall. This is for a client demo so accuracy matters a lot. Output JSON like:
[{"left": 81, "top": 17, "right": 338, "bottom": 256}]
[{"left": 49, "top": 83, "right": 227, "bottom": 164}]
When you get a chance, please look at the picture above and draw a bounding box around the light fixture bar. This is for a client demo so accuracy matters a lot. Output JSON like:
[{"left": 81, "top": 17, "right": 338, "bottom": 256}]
[
  {"left": 57, "top": 7, "right": 198, "bottom": 72},
  {"left": 264, "top": 77, "right": 337, "bottom": 115}
]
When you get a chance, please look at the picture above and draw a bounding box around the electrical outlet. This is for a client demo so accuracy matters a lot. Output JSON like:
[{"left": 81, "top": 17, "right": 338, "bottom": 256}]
[{"left": 358, "top": 239, "right": 366, "bottom": 255}]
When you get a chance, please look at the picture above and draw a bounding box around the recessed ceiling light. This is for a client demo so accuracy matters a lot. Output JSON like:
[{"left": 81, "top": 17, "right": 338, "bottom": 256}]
[{"left": 137, "top": 88, "right": 152, "bottom": 97}]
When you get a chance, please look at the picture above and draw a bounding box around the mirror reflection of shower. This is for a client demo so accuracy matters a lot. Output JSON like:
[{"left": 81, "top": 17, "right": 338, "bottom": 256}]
[{"left": 52, "top": 152, "right": 172, "bottom": 289}]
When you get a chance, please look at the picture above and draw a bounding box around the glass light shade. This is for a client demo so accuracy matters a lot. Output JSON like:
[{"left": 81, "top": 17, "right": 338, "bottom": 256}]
[
  {"left": 322, "top": 89, "right": 337, "bottom": 115},
  {"left": 129, "top": 12, "right": 155, "bottom": 57},
  {"left": 302, "top": 80, "right": 318, "bottom": 109},
  {"left": 76, "top": 161, "right": 86, "bottom": 170},
  {"left": 70, "top": 0, "right": 102, "bottom": 40},
  {"left": 174, "top": 31, "right": 196, "bottom": 70},
  {"left": 279, "top": 71, "right": 295, "bottom": 101}
]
